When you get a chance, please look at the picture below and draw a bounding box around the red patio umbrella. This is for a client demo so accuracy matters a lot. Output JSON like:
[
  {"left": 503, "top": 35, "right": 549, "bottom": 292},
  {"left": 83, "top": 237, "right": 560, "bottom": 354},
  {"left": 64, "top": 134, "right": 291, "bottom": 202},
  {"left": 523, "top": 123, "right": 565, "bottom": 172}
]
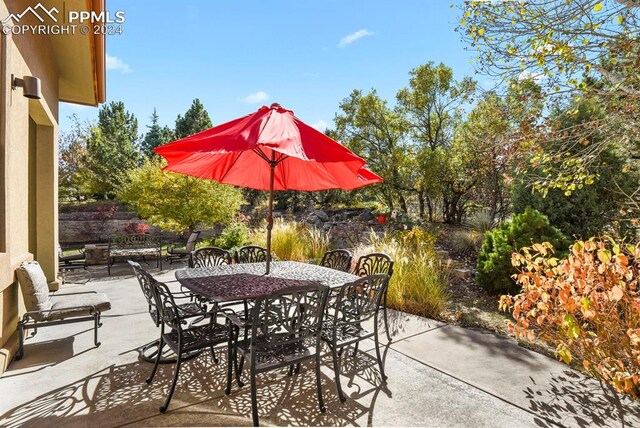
[{"left": 154, "top": 103, "right": 382, "bottom": 273}]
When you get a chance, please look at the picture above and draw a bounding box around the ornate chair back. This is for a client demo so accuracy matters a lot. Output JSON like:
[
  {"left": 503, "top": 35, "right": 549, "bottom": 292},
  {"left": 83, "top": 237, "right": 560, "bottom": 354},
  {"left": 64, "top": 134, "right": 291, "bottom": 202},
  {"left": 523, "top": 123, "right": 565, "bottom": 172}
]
[
  {"left": 330, "top": 274, "right": 389, "bottom": 329},
  {"left": 128, "top": 260, "right": 161, "bottom": 326},
  {"left": 320, "top": 249, "right": 353, "bottom": 272},
  {"left": 353, "top": 252, "right": 394, "bottom": 277},
  {"left": 190, "top": 246, "right": 232, "bottom": 268},
  {"left": 249, "top": 284, "right": 329, "bottom": 354},
  {"left": 235, "top": 245, "right": 268, "bottom": 264}
]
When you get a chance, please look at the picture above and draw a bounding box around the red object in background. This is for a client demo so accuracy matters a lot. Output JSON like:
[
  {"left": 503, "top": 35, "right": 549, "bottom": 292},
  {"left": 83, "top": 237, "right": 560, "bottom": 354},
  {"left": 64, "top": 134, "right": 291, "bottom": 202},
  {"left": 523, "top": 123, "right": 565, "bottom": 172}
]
[
  {"left": 154, "top": 103, "right": 382, "bottom": 273},
  {"left": 377, "top": 215, "right": 387, "bottom": 224}
]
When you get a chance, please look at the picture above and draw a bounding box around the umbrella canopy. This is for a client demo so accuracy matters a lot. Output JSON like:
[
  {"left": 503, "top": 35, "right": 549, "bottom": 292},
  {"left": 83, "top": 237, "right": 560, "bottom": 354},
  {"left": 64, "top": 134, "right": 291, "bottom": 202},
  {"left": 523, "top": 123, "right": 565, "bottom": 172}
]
[{"left": 154, "top": 103, "right": 382, "bottom": 273}]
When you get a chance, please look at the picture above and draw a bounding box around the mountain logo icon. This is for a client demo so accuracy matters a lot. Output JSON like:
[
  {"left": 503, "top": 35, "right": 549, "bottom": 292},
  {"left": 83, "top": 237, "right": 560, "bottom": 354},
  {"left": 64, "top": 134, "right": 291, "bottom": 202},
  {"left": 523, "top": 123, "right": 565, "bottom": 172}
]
[{"left": 1, "top": 3, "right": 59, "bottom": 24}]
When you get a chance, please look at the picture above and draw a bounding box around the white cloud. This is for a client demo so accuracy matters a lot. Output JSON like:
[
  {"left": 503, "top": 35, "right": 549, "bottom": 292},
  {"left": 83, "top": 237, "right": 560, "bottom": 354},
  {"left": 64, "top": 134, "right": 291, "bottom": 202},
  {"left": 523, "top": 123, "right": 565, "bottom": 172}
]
[
  {"left": 240, "top": 91, "right": 269, "bottom": 104},
  {"left": 312, "top": 120, "right": 329, "bottom": 131},
  {"left": 518, "top": 70, "right": 544, "bottom": 83},
  {"left": 106, "top": 54, "right": 132, "bottom": 73},
  {"left": 339, "top": 29, "right": 374, "bottom": 48}
]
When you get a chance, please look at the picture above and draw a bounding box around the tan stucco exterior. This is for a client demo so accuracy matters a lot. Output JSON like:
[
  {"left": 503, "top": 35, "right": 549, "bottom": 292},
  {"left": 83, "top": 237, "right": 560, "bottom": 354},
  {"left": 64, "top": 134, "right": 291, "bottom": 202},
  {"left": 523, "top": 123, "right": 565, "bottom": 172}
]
[{"left": 0, "top": 0, "right": 105, "bottom": 374}]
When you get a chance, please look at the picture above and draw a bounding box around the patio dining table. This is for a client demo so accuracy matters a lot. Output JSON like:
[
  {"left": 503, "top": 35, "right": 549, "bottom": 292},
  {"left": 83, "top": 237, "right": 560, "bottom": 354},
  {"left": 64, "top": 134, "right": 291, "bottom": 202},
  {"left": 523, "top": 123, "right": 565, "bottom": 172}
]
[{"left": 175, "top": 261, "right": 359, "bottom": 303}]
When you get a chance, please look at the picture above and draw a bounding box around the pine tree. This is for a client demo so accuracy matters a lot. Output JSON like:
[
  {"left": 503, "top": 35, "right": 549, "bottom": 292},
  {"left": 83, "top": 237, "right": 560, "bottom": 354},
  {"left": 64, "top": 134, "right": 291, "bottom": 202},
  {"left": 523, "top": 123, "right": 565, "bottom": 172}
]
[{"left": 175, "top": 98, "right": 212, "bottom": 138}]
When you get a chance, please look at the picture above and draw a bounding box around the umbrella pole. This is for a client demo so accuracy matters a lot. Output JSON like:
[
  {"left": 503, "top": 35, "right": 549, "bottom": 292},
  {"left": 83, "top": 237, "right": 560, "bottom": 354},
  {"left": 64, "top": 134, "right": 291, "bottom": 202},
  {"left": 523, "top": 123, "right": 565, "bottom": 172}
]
[{"left": 265, "top": 157, "right": 276, "bottom": 274}]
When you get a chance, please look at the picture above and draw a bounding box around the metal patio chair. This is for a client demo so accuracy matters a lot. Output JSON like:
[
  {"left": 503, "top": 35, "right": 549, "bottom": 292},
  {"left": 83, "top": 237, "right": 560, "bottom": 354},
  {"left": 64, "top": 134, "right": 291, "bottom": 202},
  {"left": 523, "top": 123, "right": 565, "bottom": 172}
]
[
  {"left": 167, "top": 230, "right": 201, "bottom": 264},
  {"left": 353, "top": 253, "right": 394, "bottom": 341},
  {"left": 15, "top": 261, "right": 111, "bottom": 360},
  {"left": 226, "top": 283, "right": 330, "bottom": 426},
  {"left": 320, "top": 249, "right": 353, "bottom": 273},
  {"left": 234, "top": 245, "right": 268, "bottom": 264},
  {"left": 146, "top": 278, "right": 230, "bottom": 413},
  {"left": 190, "top": 246, "right": 232, "bottom": 268},
  {"left": 321, "top": 274, "right": 389, "bottom": 402}
]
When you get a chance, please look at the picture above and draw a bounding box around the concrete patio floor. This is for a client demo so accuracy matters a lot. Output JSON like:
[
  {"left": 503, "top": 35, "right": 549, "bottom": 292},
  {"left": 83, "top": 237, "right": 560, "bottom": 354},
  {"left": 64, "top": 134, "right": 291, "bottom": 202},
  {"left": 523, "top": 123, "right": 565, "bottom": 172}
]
[{"left": 1, "top": 263, "right": 639, "bottom": 427}]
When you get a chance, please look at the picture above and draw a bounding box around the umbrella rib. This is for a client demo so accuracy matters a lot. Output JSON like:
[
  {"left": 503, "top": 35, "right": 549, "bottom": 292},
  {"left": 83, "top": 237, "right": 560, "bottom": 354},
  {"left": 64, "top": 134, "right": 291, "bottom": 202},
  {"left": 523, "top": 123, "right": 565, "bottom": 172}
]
[{"left": 218, "top": 151, "right": 245, "bottom": 183}]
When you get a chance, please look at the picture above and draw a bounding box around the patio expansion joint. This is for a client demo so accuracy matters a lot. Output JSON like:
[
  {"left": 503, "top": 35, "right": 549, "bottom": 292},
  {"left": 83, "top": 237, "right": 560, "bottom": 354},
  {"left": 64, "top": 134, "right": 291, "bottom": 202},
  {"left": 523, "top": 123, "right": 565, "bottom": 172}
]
[{"left": 386, "top": 332, "right": 568, "bottom": 428}]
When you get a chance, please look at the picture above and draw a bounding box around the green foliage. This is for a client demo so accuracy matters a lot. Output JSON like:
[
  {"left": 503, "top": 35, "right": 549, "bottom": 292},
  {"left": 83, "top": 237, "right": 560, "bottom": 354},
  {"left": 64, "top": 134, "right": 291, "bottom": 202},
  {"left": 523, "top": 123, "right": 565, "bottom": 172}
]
[
  {"left": 59, "top": 115, "right": 91, "bottom": 201},
  {"left": 117, "top": 157, "right": 244, "bottom": 233},
  {"left": 140, "top": 108, "right": 175, "bottom": 158},
  {"left": 175, "top": 99, "right": 213, "bottom": 139},
  {"left": 213, "top": 222, "right": 250, "bottom": 250},
  {"left": 354, "top": 228, "right": 450, "bottom": 318},
  {"left": 83, "top": 101, "right": 140, "bottom": 198},
  {"left": 477, "top": 208, "right": 570, "bottom": 294},
  {"left": 448, "top": 229, "right": 482, "bottom": 257}
]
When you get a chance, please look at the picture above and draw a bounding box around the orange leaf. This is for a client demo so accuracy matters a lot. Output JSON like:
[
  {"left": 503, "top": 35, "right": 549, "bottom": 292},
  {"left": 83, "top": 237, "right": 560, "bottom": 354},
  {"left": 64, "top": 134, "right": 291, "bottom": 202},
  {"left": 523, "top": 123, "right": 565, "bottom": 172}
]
[{"left": 610, "top": 286, "right": 624, "bottom": 302}]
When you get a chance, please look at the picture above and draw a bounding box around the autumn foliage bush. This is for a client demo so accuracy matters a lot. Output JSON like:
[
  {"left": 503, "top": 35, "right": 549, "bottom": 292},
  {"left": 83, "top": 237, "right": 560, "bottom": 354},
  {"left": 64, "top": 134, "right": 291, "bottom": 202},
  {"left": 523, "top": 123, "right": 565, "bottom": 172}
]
[{"left": 500, "top": 239, "right": 640, "bottom": 398}]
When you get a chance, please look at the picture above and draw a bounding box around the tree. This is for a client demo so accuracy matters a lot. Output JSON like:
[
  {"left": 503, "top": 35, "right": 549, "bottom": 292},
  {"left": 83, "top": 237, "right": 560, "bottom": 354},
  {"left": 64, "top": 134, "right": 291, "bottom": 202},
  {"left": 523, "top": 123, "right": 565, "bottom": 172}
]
[
  {"left": 334, "top": 89, "right": 411, "bottom": 212},
  {"left": 396, "top": 62, "right": 477, "bottom": 220},
  {"left": 175, "top": 99, "right": 213, "bottom": 139},
  {"left": 140, "top": 109, "right": 175, "bottom": 158},
  {"left": 83, "top": 101, "right": 140, "bottom": 198},
  {"left": 118, "top": 157, "right": 244, "bottom": 234},
  {"left": 458, "top": 0, "right": 640, "bottom": 212},
  {"left": 59, "top": 115, "right": 91, "bottom": 201}
]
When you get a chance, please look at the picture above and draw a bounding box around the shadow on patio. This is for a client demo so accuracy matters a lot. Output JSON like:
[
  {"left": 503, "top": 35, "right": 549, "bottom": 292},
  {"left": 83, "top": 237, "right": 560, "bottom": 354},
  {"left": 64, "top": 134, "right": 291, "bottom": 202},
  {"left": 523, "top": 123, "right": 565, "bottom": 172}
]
[{"left": 0, "top": 345, "right": 392, "bottom": 427}]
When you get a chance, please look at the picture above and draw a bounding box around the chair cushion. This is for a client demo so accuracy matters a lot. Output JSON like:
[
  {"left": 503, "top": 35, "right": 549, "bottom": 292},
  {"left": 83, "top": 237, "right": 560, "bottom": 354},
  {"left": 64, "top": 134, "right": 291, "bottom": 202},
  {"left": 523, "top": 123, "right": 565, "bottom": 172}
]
[
  {"left": 16, "top": 261, "right": 52, "bottom": 313},
  {"left": 41, "top": 292, "right": 111, "bottom": 321}
]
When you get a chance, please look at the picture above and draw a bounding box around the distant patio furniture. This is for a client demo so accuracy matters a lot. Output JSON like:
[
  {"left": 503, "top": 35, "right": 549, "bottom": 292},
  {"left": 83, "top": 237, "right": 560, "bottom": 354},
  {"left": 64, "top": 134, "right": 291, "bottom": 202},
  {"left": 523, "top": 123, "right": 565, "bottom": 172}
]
[
  {"left": 108, "top": 234, "right": 162, "bottom": 275},
  {"left": 58, "top": 245, "right": 86, "bottom": 270},
  {"left": 226, "top": 283, "right": 330, "bottom": 426},
  {"left": 145, "top": 278, "right": 230, "bottom": 414},
  {"left": 320, "top": 249, "right": 353, "bottom": 273},
  {"left": 84, "top": 243, "right": 110, "bottom": 266},
  {"left": 234, "top": 245, "right": 268, "bottom": 264},
  {"left": 167, "top": 231, "right": 201, "bottom": 264},
  {"left": 321, "top": 274, "right": 389, "bottom": 402},
  {"left": 353, "top": 253, "right": 394, "bottom": 341},
  {"left": 190, "top": 246, "right": 232, "bottom": 268},
  {"left": 14, "top": 261, "right": 111, "bottom": 360}
]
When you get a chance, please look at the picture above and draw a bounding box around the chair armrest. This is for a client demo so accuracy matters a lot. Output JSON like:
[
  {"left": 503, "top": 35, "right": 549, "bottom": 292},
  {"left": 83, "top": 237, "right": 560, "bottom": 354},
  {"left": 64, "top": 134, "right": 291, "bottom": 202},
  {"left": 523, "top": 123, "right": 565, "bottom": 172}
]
[
  {"left": 50, "top": 291, "right": 97, "bottom": 297},
  {"left": 22, "top": 304, "right": 98, "bottom": 321},
  {"left": 221, "top": 310, "right": 248, "bottom": 328}
]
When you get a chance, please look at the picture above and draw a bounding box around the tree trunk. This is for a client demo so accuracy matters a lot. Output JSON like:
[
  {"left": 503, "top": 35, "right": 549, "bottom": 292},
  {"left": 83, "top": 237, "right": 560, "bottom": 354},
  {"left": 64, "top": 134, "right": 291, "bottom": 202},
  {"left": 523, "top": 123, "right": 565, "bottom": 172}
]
[{"left": 417, "top": 190, "right": 425, "bottom": 220}]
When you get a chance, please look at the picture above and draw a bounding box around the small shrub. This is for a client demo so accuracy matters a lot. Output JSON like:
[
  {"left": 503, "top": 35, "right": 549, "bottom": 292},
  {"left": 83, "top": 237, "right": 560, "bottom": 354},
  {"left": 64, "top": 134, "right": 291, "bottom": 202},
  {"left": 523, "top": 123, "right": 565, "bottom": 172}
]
[
  {"left": 353, "top": 229, "right": 450, "bottom": 318},
  {"left": 214, "top": 222, "right": 250, "bottom": 250},
  {"left": 476, "top": 208, "right": 570, "bottom": 295},
  {"left": 124, "top": 220, "right": 149, "bottom": 235},
  {"left": 448, "top": 229, "right": 482, "bottom": 257},
  {"left": 302, "top": 226, "right": 330, "bottom": 263},
  {"left": 502, "top": 239, "right": 640, "bottom": 398},
  {"left": 250, "top": 219, "right": 307, "bottom": 261},
  {"left": 465, "top": 209, "right": 496, "bottom": 235}
]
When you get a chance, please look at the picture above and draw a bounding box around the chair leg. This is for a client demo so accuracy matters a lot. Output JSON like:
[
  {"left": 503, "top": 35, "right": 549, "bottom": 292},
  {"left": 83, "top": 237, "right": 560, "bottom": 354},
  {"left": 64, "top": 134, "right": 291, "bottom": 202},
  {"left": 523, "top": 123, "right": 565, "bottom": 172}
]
[
  {"left": 331, "top": 345, "right": 346, "bottom": 403},
  {"left": 373, "top": 315, "right": 387, "bottom": 381},
  {"left": 94, "top": 312, "right": 101, "bottom": 347},
  {"left": 210, "top": 346, "right": 219, "bottom": 364},
  {"left": 16, "top": 322, "right": 25, "bottom": 361},
  {"left": 315, "top": 351, "right": 326, "bottom": 412},
  {"left": 147, "top": 336, "right": 163, "bottom": 384},
  {"left": 160, "top": 347, "right": 183, "bottom": 413},
  {"left": 383, "top": 289, "right": 392, "bottom": 342},
  {"left": 352, "top": 342, "right": 359, "bottom": 357},
  {"left": 250, "top": 369, "right": 259, "bottom": 427},
  {"left": 226, "top": 334, "right": 234, "bottom": 395},
  {"left": 235, "top": 353, "right": 245, "bottom": 387}
]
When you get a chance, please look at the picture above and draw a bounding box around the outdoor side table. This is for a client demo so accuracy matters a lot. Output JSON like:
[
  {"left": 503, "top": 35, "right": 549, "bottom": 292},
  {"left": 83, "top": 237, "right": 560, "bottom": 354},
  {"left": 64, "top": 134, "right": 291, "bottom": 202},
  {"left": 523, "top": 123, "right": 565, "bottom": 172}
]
[{"left": 175, "top": 261, "right": 359, "bottom": 302}]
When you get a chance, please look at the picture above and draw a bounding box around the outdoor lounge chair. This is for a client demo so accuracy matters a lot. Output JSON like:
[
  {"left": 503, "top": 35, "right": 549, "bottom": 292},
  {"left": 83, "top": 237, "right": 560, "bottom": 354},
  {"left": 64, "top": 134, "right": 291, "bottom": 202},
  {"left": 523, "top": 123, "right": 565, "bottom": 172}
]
[
  {"left": 58, "top": 244, "right": 86, "bottom": 270},
  {"left": 320, "top": 249, "right": 353, "bottom": 272},
  {"left": 14, "top": 261, "right": 111, "bottom": 360},
  {"left": 189, "top": 246, "right": 232, "bottom": 268},
  {"left": 353, "top": 253, "right": 394, "bottom": 341},
  {"left": 321, "top": 274, "right": 389, "bottom": 402},
  {"left": 166, "top": 231, "right": 201, "bottom": 264},
  {"left": 226, "top": 283, "right": 330, "bottom": 426}
]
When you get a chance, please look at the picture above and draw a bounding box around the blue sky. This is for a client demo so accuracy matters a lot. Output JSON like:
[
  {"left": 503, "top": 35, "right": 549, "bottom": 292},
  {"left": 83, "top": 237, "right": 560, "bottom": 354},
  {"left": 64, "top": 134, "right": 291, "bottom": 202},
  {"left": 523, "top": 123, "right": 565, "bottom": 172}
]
[{"left": 60, "top": 0, "right": 476, "bottom": 136}]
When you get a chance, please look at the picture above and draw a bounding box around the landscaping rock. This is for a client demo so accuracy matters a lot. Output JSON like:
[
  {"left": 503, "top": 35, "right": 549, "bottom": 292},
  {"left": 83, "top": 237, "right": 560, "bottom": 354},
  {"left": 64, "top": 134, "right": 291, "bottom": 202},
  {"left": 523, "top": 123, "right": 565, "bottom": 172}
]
[
  {"left": 312, "top": 210, "right": 329, "bottom": 222},
  {"left": 359, "top": 210, "right": 376, "bottom": 222}
]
